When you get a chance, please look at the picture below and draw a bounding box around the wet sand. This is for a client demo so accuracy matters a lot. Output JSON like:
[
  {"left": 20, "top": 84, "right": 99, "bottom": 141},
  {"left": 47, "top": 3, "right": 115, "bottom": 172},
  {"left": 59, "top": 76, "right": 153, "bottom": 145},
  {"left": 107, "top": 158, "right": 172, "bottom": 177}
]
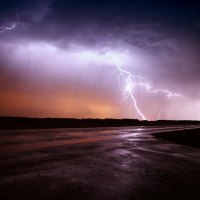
[{"left": 0, "top": 126, "right": 200, "bottom": 200}]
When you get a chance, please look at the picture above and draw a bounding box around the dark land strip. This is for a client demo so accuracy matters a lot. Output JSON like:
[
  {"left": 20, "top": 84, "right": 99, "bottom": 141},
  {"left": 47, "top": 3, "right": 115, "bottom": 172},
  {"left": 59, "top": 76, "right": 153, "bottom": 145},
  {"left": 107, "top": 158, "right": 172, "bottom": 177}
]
[
  {"left": 153, "top": 128, "right": 200, "bottom": 148},
  {"left": 0, "top": 117, "right": 199, "bottom": 129}
]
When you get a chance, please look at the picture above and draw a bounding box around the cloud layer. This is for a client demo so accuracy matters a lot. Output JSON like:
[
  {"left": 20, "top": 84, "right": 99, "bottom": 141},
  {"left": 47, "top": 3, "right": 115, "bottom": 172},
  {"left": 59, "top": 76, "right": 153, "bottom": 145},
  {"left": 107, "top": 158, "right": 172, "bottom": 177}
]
[{"left": 0, "top": 0, "right": 200, "bottom": 120}]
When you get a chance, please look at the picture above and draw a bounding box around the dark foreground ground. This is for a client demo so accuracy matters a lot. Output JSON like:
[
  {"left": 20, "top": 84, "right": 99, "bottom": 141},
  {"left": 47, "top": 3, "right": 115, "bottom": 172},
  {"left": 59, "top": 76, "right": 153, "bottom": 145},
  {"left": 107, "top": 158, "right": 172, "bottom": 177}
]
[{"left": 0, "top": 125, "right": 200, "bottom": 200}]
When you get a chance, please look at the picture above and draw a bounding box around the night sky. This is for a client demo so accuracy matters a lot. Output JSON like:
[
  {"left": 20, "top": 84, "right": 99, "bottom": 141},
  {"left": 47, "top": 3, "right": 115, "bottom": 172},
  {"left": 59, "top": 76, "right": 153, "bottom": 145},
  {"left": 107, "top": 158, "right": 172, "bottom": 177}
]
[{"left": 0, "top": 0, "right": 200, "bottom": 120}]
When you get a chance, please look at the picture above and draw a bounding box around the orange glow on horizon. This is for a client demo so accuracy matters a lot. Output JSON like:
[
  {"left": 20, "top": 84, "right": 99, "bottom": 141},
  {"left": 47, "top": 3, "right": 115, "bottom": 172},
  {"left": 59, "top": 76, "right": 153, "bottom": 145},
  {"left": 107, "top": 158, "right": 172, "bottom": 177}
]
[{"left": 0, "top": 90, "right": 121, "bottom": 118}]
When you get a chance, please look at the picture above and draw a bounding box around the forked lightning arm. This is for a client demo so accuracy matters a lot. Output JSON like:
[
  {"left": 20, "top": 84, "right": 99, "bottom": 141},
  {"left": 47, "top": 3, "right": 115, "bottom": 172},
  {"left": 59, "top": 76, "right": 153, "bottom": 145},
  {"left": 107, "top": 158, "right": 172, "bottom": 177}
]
[{"left": 0, "top": 8, "right": 20, "bottom": 34}]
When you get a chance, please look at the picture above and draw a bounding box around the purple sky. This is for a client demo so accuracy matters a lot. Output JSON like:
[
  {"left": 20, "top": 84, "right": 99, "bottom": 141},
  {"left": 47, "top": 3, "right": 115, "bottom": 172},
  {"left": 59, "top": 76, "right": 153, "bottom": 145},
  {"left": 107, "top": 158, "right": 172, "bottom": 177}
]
[{"left": 0, "top": 0, "right": 200, "bottom": 120}]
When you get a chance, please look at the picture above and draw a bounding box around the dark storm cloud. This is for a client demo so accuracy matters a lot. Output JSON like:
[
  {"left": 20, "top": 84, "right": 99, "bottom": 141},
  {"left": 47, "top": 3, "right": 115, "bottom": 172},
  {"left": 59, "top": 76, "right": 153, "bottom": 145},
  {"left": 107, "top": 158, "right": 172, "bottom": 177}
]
[
  {"left": 1, "top": 0, "right": 199, "bottom": 51},
  {"left": 1, "top": 0, "right": 200, "bottom": 75},
  {"left": 1, "top": 0, "right": 200, "bottom": 40}
]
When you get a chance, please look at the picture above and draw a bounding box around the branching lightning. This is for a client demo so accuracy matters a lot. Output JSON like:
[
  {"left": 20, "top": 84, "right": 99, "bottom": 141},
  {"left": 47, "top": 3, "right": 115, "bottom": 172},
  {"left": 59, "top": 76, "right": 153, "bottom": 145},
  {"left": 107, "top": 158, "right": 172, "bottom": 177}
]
[
  {"left": 106, "top": 52, "right": 184, "bottom": 120},
  {"left": 0, "top": 8, "right": 20, "bottom": 34},
  {"left": 109, "top": 54, "right": 147, "bottom": 120}
]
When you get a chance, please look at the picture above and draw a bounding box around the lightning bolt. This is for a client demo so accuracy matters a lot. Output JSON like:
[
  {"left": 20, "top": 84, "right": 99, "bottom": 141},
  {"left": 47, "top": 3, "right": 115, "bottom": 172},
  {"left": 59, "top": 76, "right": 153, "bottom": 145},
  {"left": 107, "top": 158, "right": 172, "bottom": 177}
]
[
  {"left": 106, "top": 52, "right": 184, "bottom": 120},
  {"left": 111, "top": 56, "right": 147, "bottom": 120},
  {"left": 0, "top": 8, "right": 20, "bottom": 34}
]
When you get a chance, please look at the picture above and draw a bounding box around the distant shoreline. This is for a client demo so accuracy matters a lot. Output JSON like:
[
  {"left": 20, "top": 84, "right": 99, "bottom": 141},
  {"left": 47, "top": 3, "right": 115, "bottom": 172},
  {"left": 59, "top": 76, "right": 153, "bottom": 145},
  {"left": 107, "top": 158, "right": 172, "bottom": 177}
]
[
  {"left": 153, "top": 128, "right": 200, "bottom": 149},
  {"left": 0, "top": 117, "right": 199, "bottom": 130}
]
